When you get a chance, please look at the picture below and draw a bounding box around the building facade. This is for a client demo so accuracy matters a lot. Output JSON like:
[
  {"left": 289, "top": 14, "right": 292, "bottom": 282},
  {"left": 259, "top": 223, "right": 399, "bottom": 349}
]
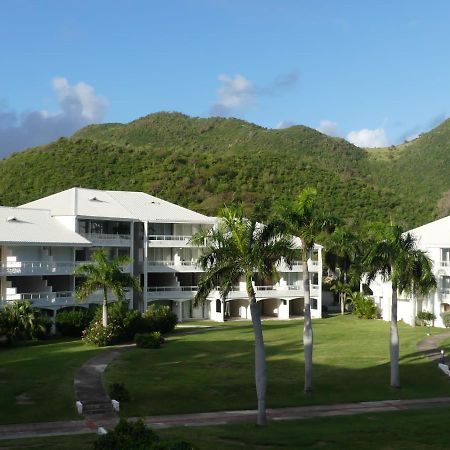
[
  {"left": 0, "top": 188, "right": 323, "bottom": 322},
  {"left": 369, "top": 215, "right": 450, "bottom": 328}
]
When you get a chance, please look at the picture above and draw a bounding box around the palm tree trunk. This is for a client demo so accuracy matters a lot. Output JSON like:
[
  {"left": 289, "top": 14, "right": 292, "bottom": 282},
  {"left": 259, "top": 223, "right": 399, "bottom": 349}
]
[
  {"left": 390, "top": 284, "right": 400, "bottom": 388},
  {"left": 303, "top": 252, "right": 313, "bottom": 394},
  {"left": 340, "top": 292, "right": 345, "bottom": 315},
  {"left": 102, "top": 286, "right": 108, "bottom": 327},
  {"left": 247, "top": 276, "right": 267, "bottom": 426}
]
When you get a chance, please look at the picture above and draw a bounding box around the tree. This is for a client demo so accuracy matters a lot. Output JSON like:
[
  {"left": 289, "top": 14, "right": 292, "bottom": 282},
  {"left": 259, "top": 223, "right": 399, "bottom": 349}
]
[
  {"left": 330, "top": 279, "right": 352, "bottom": 314},
  {"left": 364, "top": 223, "right": 436, "bottom": 388},
  {"left": 74, "top": 250, "right": 140, "bottom": 327},
  {"left": 277, "top": 187, "right": 337, "bottom": 393},
  {"left": 192, "top": 206, "right": 294, "bottom": 425},
  {"left": 324, "top": 227, "right": 363, "bottom": 314}
]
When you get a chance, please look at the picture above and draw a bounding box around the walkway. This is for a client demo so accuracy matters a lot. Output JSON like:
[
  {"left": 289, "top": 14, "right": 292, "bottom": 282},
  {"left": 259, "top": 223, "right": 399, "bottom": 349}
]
[
  {"left": 417, "top": 331, "right": 450, "bottom": 361},
  {"left": 1, "top": 397, "right": 450, "bottom": 440}
]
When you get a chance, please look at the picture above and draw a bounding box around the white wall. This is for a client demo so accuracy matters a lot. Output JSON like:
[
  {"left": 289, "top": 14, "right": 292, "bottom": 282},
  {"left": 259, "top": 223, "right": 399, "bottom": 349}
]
[{"left": 54, "top": 216, "right": 77, "bottom": 232}]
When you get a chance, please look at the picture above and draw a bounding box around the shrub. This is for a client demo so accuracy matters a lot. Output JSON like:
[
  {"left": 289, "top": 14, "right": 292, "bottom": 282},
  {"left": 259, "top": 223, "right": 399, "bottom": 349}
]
[
  {"left": 56, "top": 308, "right": 94, "bottom": 337},
  {"left": 93, "top": 301, "right": 145, "bottom": 342},
  {"left": 417, "top": 311, "right": 436, "bottom": 327},
  {"left": 93, "top": 418, "right": 159, "bottom": 450},
  {"left": 350, "top": 292, "right": 379, "bottom": 319},
  {"left": 442, "top": 311, "right": 450, "bottom": 328},
  {"left": 0, "top": 301, "right": 49, "bottom": 344},
  {"left": 82, "top": 321, "right": 121, "bottom": 347},
  {"left": 142, "top": 305, "right": 178, "bottom": 334},
  {"left": 108, "top": 382, "right": 130, "bottom": 402},
  {"left": 93, "top": 418, "right": 196, "bottom": 450},
  {"left": 135, "top": 332, "right": 165, "bottom": 349}
]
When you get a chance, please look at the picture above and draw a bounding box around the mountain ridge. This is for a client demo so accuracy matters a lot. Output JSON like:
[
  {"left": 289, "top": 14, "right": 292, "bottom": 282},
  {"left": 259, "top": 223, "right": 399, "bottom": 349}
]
[{"left": 0, "top": 111, "right": 448, "bottom": 229}]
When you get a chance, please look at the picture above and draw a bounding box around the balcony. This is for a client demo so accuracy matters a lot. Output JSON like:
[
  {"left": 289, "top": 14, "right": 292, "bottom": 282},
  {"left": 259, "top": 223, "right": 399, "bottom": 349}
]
[
  {"left": 148, "top": 235, "right": 201, "bottom": 247},
  {"left": 219, "top": 284, "right": 320, "bottom": 300},
  {"left": 147, "top": 286, "right": 198, "bottom": 300},
  {"left": 276, "top": 260, "right": 319, "bottom": 272},
  {"left": 2, "top": 290, "right": 132, "bottom": 308},
  {"left": 80, "top": 232, "right": 131, "bottom": 246},
  {"left": 147, "top": 260, "right": 202, "bottom": 272},
  {"left": 0, "top": 261, "right": 83, "bottom": 276}
]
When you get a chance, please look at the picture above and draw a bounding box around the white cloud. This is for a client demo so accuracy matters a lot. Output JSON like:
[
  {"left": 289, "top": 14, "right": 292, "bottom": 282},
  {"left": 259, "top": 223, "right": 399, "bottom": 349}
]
[
  {"left": 275, "top": 120, "right": 296, "bottom": 129},
  {"left": 0, "top": 77, "right": 107, "bottom": 156},
  {"left": 346, "top": 128, "right": 389, "bottom": 148},
  {"left": 210, "top": 70, "right": 299, "bottom": 116},
  {"left": 317, "top": 119, "right": 339, "bottom": 136},
  {"left": 52, "top": 77, "right": 106, "bottom": 121},
  {"left": 211, "top": 74, "right": 255, "bottom": 116}
]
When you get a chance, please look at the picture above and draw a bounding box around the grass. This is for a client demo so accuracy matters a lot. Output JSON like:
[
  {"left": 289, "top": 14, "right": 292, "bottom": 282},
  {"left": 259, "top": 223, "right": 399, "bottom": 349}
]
[
  {"left": 0, "top": 339, "right": 102, "bottom": 424},
  {"left": 104, "top": 315, "right": 450, "bottom": 417},
  {"left": 2, "top": 407, "right": 450, "bottom": 449}
]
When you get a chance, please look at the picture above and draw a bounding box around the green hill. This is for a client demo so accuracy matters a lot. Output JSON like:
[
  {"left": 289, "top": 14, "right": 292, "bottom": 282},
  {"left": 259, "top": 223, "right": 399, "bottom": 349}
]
[{"left": 0, "top": 112, "right": 446, "bottom": 228}]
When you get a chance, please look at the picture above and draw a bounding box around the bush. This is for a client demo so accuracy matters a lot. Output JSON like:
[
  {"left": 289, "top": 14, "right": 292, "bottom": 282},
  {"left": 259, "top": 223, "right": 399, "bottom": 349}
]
[
  {"left": 142, "top": 305, "right": 178, "bottom": 334},
  {"left": 417, "top": 311, "right": 436, "bottom": 326},
  {"left": 82, "top": 321, "right": 121, "bottom": 347},
  {"left": 442, "top": 311, "right": 450, "bottom": 328},
  {"left": 94, "top": 418, "right": 159, "bottom": 450},
  {"left": 135, "top": 332, "right": 165, "bottom": 349},
  {"left": 108, "top": 382, "right": 130, "bottom": 402},
  {"left": 0, "top": 301, "right": 50, "bottom": 344},
  {"left": 93, "top": 418, "right": 196, "bottom": 450},
  {"left": 93, "top": 301, "right": 145, "bottom": 342},
  {"left": 350, "top": 292, "right": 379, "bottom": 319},
  {"left": 56, "top": 308, "right": 94, "bottom": 337}
]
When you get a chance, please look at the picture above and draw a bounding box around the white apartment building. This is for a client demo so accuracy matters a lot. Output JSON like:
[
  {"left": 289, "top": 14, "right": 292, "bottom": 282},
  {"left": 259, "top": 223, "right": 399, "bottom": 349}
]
[
  {"left": 370, "top": 215, "right": 450, "bottom": 328},
  {"left": 0, "top": 187, "right": 323, "bottom": 322}
]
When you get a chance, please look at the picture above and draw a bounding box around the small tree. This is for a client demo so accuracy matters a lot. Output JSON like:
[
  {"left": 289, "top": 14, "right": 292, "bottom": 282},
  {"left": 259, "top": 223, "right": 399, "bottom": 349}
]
[{"left": 74, "top": 250, "right": 140, "bottom": 327}]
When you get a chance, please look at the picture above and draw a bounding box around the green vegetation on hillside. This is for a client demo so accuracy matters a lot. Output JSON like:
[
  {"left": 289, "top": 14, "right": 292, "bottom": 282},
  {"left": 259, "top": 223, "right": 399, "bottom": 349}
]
[{"left": 0, "top": 111, "right": 448, "bottom": 227}]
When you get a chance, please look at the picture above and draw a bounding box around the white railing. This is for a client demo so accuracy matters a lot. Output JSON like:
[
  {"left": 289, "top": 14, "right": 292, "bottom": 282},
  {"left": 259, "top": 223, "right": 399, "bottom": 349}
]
[
  {"left": 0, "top": 261, "right": 83, "bottom": 275},
  {"left": 80, "top": 232, "right": 131, "bottom": 242},
  {"left": 441, "top": 261, "right": 450, "bottom": 267},
  {"left": 147, "top": 286, "right": 198, "bottom": 293},
  {"left": 19, "top": 291, "right": 73, "bottom": 302},
  {"left": 148, "top": 235, "right": 192, "bottom": 241},
  {"left": 147, "top": 260, "right": 201, "bottom": 269}
]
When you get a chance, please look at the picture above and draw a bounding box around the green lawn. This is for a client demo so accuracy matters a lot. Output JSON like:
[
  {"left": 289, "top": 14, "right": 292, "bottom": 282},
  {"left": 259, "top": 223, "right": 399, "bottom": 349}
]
[
  {"left": 0, "top": 339, "right": 102, "bottom": 424},
  {"left": 2, "top": 407, "right": 450, "bottom": 449},
  {"left": 104, "top": 315, "right": 450, "bottom": 417}
]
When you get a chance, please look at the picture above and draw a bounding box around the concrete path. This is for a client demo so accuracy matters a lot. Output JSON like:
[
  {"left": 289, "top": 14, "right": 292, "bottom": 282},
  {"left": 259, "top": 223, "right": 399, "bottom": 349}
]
[
  {"left": 417, "top": 331, "right": 450, "bottom": 361},
  {"left": 1, "top": 397, "right": 450, "bottom": 440},
  {"left": 74, "top": 344, "right": 133, "bottom": 418}
]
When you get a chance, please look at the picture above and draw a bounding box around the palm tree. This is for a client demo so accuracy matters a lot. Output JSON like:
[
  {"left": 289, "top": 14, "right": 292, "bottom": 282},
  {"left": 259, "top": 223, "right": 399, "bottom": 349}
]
[
  {"left": 330, "top": 279, "right": 352, "bottom": 314},
  {"left": 277, "top": 187, "right": 337, "bottom": 393},
  {"left": 324, "top": 227, "right": 362, "bottom": 313},
  {"left": 192, "top": 206, "right": 294, "bottom": 425},
  {"left": 364, "top": 223, "right": 436, "bottom": 388},
  {"left": 74, "top": 250, "right": 140, "bottom": 327}
]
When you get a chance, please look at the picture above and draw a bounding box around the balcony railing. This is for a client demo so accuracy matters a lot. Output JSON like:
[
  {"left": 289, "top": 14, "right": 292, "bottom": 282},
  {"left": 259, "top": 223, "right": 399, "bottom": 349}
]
[
  {"left": 148, "top": 235, "right": 192, "bottom": 241},
  {"left": 147, "top": 260, "right": 201, "bottom": 271},
  {"left": 147, "top": 286, "right": 198, "bottom": 293},
  {"left": 2, "top": 289, "right": 132, "bottom": 307},
  {"left": 80, "top": 232, "right": 131, "bottom": 245},
  {"left": 441, "top": 261, "right": 450, "bottom": 267},
  {"left": 0, "top": 261, "right": 84, "bottom": 276}
]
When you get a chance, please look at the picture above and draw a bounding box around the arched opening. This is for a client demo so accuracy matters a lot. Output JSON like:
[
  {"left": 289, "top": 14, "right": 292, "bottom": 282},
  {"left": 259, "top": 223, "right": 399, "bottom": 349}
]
[
  {"left": 259, "top": 298, "right": 280, "bottom": 318},
  {"left": 226, "top": 299, "right": 249, "bottom": 319}
]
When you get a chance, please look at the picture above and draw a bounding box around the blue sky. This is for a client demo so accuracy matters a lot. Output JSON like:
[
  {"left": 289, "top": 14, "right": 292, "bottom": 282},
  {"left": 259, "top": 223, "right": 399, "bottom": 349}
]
[{"left": 1, "top": 0, "right": 450, "bottom": 154}]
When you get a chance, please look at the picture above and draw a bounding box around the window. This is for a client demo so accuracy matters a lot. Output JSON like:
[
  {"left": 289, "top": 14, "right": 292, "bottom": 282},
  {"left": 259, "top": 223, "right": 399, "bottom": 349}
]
[
  {"left": 442, "top": 276, "right": 450, "bottom": 293},
  {"left": 442, "top": 249, "right": 450, "bottom": 266},
  {"left": 216, "top": 299, "right": 221, "bottom": 313}
]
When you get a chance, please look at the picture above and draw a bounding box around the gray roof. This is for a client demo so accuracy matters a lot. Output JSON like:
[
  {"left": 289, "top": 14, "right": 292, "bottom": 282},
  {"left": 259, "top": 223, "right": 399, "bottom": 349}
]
[
  {"left": 0, "top": 207, "right": 91, "bottom": 246},
  {"left": 21, "top": 188, "right": 215, "bottom": 224}
]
